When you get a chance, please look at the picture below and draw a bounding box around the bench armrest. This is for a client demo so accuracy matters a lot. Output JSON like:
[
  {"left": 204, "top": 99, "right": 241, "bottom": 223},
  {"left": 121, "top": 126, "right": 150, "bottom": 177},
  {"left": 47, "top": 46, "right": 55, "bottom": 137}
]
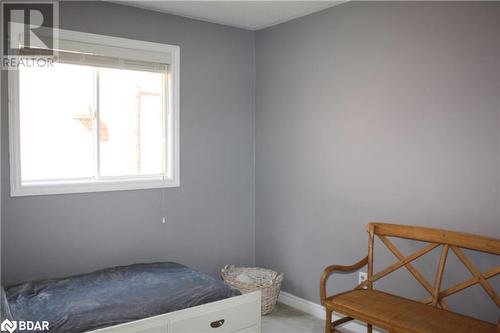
[{"left": 320, "top": 256, "right": 368, "bottom": 305}]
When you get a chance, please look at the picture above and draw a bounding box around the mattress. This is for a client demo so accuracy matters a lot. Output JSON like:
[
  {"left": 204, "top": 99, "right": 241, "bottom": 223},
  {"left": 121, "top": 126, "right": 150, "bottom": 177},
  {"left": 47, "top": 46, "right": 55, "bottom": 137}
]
[{"left": 4, "top": 262, "right": 241, "bottom": 333}]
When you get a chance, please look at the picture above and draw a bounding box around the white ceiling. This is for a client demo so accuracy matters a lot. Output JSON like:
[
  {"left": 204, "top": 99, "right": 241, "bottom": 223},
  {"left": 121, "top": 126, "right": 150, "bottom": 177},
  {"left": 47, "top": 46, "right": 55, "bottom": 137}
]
[{"left": 114, "top": 1, "right": 344, "bottom": 30}]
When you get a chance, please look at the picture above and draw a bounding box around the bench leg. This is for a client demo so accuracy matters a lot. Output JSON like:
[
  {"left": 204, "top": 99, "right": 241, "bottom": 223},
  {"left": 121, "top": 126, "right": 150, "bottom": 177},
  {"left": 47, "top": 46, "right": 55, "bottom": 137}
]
[
  {"left": 367, "top": 324, "right": 372, "bottom": 333},
  {"left": 325, "top": 308, "right": 332, "bottom": 333}
]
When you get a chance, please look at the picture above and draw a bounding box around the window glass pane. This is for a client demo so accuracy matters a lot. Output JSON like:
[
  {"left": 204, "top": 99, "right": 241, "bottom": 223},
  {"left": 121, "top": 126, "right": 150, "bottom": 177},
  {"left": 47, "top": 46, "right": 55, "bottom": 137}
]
[
  {"left": 98, "top": 68, "right": 165, "bottom": 177},
  {"left": 19, "top": 63, "right": 95, "bottom": 181}
]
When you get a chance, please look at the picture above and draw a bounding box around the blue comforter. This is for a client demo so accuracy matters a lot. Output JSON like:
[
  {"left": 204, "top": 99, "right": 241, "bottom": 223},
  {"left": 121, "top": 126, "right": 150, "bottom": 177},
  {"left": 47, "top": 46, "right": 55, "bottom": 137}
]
[{"left": 3, "top": 262, "right": 240, "bottom": 332}]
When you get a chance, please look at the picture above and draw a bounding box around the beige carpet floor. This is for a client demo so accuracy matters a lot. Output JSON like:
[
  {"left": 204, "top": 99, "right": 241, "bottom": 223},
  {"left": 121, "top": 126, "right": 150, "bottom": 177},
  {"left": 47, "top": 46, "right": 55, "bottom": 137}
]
[{"left": 262, "top": 303, "right": 325, "bottom": 333}]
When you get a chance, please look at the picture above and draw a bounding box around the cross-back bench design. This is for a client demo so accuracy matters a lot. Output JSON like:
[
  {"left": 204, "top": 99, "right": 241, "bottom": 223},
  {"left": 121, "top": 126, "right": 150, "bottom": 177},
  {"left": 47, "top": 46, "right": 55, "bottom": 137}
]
[{"left": 320, "top": 223, "right": 500, "bottom": 333}]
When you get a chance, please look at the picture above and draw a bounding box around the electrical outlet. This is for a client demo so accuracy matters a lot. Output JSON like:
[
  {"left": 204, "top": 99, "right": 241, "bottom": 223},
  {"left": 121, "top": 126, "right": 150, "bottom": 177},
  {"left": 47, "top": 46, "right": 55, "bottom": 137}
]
[{"left": 358, "top": 271, "right": 368, "bottom": 285}]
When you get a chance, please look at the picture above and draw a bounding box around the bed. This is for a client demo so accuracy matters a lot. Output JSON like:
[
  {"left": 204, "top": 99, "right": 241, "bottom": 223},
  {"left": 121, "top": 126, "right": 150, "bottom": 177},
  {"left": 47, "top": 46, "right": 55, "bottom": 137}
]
[{"left": 2, "top": 262, "right": 261, "bottom": 333}]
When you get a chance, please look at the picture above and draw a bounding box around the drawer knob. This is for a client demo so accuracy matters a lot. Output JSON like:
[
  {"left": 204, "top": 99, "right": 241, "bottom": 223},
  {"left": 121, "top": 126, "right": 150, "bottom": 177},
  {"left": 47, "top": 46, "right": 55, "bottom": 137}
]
[{"left": 210, "top": 319, "right": 225, "bottom": 328}]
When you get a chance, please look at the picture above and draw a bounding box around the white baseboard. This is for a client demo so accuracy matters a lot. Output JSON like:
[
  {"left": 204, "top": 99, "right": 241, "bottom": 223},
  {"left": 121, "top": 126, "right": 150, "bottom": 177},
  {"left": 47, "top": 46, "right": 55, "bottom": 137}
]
[{"left": 278, "top": 291, "right": 382, "bottom": 333}]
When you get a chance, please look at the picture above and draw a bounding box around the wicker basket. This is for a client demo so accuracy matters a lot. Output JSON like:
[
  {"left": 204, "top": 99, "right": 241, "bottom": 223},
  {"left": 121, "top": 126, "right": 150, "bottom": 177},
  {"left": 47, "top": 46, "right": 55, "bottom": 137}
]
[{"left": 221, "top": 265, "right": 284, "bottom": 315}]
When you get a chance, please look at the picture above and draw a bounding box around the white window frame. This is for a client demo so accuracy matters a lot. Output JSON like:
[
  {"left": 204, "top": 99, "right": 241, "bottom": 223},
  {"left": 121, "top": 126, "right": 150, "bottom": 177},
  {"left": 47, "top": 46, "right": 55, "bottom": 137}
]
[{"left": 8, "top": 29, "right": 180, "bottom": 196}]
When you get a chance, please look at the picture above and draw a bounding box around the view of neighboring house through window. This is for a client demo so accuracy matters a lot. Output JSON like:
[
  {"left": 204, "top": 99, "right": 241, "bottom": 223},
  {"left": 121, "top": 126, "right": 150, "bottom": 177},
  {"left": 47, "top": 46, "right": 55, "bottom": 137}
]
[{"left": 20, "top": 63, "right": 165, "bottom": 181}]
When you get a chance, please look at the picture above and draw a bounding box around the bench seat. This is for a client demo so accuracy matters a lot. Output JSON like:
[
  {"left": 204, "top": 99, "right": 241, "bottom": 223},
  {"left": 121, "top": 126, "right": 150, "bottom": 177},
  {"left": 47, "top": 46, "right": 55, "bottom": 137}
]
[{"left": 326, "top": 289, "right": 496, "bottom": 333}]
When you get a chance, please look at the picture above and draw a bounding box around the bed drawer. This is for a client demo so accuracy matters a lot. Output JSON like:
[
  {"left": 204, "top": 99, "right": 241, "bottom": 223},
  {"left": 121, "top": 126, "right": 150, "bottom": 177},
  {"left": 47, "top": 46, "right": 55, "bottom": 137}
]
[
  {"left": 91, "top": 316, "right": 168, "bottom": 333},
  {"left": 88, "top": 292, "right": 261, "bottom": 333},
  {"left": 169, "top": 299, "right": 259, "bottom": 333}
]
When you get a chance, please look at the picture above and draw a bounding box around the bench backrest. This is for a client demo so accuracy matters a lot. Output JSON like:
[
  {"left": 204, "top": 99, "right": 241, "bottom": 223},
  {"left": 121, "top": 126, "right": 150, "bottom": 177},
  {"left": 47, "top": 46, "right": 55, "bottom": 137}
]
[{"left": 361, "top": 222, "right": 500, "bottom": 310}]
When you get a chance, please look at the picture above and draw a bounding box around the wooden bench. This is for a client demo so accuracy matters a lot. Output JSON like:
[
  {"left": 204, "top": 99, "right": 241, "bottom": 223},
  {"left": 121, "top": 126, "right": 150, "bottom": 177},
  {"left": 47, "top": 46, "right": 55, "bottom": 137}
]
[{"left": 320, "top": 223, "right": 500, "bottom": 333}]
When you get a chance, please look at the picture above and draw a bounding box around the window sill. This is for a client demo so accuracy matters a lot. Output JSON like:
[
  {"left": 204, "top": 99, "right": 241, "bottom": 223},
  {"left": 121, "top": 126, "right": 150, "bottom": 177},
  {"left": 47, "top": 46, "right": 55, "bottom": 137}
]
[{"left": 10, "top": 177, "right": 180, "bottom": 197}]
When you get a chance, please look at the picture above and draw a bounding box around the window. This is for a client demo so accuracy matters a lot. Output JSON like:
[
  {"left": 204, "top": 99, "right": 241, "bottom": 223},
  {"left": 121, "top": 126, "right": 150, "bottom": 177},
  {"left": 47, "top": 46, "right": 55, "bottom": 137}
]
[{"left": 8, "top": 30, "right": 179, "bottom": 196}]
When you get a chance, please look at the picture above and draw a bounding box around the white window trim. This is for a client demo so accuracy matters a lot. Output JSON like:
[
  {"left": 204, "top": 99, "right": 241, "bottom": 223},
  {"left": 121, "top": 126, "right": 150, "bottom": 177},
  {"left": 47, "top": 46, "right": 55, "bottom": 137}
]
[{"left": 8, "top": 29, "right": 180, "bottom": 197}]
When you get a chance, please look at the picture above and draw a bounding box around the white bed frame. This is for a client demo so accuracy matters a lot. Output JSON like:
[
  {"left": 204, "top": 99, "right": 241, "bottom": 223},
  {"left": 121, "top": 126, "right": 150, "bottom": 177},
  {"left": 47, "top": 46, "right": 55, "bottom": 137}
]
[{"left": 88, "top": 291, "right": 261, "bottom": 333}]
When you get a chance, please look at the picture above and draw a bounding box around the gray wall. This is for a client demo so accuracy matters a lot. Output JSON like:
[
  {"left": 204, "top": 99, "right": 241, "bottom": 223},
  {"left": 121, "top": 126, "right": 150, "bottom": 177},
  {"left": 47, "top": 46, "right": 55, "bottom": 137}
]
[
  {"left": 255, "top": 1, "right": 500, "bottom": 322},
  {"left": 1, "top": 1, "right": 255, "bottom": 285}
]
